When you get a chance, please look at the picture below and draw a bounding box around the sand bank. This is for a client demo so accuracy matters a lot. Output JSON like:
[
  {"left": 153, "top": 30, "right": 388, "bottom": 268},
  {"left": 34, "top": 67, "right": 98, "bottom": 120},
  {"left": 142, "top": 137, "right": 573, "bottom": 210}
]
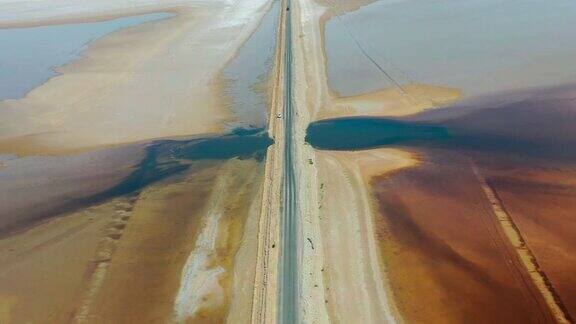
[
  {"left": 0, "top": 0, "right": 188, "bottom": 27},
  {"left": 248, "top": 1, "right": 285, "bottom": 321},
  {"left": 317, "top": 84, "right": 461, "bottom": 120},
  {"left": 0, "top": 0, "right": 272, "bottom": 154}
]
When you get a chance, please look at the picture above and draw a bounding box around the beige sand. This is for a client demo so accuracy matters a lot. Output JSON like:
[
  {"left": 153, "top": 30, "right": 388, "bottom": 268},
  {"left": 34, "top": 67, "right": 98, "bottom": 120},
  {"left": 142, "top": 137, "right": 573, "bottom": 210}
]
[
  {"left": 315, "top": 149, "right": 416, "bottom": 324},
  {"left": 0, "top": 196, "right": 136, "bottom": 323},
  {"left": 318, "top": 84, "right": 461, "bottom": 119},
  {"left": 0, "top": 0, "right": 272, "bottom": 155},
  {"left": 249, "top": 1, "right": 285, "bottom": 322},
  {"left": 0, "top": 1, "right": 278, "bottom": 322}
]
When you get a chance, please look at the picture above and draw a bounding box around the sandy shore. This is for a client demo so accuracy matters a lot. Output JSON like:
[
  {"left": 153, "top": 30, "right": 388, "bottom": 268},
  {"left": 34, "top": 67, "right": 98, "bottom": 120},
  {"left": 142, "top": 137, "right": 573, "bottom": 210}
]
[{"left": 0, "top": 0, "right": 271, "bottom": 155}]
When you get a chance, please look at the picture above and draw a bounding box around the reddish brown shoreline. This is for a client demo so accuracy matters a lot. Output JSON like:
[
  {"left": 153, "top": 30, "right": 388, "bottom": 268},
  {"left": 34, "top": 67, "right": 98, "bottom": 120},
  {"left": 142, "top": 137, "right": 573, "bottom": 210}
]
[
  {"left": 368, "top": 86, "right": 576, "bottom": 322},
  {"left": 372, "top": 150, "right": 557, "bottom": 323}
]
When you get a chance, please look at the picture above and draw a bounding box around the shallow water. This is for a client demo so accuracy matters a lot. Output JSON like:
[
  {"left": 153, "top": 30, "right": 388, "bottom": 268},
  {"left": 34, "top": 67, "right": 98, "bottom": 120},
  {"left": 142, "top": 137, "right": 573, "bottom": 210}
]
[
  {"left": 306, "top": 90, "right": 576, "bottom": 162},
  {"left": 0, "top": 129, "right": 272, "bottom": 234},
  {"left": 325, "top": 0, "right": 576, "bottom": 97},
  {"left": 223, "top": 0, "right": 280, "bottom": 129},
  {"left": 55, "top": 130, "right": 273, "bottom": 218},
  {"left": 0, "top": 12, "right": 172, "bottom": 100}
]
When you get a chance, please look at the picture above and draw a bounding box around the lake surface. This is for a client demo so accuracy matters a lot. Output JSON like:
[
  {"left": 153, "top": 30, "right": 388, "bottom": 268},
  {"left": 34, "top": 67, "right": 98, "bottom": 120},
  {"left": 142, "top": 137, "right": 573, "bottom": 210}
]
[
  {"left": 0, "top": 12, "right": 172, "bottom": 100},
  {"left": 89, "top": 129, "right": 273, "bottom": 204},
  {"left": 325, "top": 0, "right": 576, "bottom": 97},
  {"left": 307, "top": 88, "right": 576, "bottom": 162},
  {"left": 223, "top": 0, "right": 280, "bottom": 130}
]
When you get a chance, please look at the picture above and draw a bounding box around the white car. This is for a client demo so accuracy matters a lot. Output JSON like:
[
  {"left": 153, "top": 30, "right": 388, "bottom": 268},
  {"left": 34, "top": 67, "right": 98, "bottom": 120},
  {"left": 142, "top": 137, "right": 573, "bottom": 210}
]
[{"left": 277, "top": 113, "right": 283, "bottom": 118}]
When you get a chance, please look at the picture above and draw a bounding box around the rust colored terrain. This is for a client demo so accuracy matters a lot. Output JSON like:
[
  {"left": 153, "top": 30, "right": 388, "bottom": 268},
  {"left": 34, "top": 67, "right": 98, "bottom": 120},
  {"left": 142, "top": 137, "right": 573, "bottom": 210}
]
[
  {"left": 373, "top": 151, "right": 558, "bottom": 323},
  {"left": 370, "top": 86, "right": 576, "bottom": 323}
]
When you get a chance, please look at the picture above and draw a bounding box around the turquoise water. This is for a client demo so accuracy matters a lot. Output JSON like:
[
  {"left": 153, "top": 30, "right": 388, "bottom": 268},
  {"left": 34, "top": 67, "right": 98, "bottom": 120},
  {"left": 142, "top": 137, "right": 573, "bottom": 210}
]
[
  {"left": 91, "top": 129, "right": 273, "bottom": 203},
  {"left": 0, "top": 12, "right": 172, "bottom": 100},
  {"left": 325, "top": 0, "right": 576, "bottom": 97},
  {"left": 223, "top": 0, "right": 280, "bottom": 129},
  {"left": 306, "top": 117, "right": 449, "bottom": 150},
  {"left": 306, "top": 94, "right": 576, "bottom": 162}
]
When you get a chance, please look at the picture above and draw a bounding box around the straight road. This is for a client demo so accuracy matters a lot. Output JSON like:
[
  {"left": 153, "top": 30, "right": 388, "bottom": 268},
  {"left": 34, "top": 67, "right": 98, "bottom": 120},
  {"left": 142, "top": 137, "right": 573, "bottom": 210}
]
[{"left": 279, "top": 0, "right": 298, "bottom": 322}]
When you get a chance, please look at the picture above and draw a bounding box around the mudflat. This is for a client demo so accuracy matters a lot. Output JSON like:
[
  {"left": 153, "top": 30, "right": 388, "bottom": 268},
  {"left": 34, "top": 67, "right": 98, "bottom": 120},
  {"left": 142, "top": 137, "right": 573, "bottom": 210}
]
[{"left": 372, "top": 150, "right": 556, "bottom": 323}]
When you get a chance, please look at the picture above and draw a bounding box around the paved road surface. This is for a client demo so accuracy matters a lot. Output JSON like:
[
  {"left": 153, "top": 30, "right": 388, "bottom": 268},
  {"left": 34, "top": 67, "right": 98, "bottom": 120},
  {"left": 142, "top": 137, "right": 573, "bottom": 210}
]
[{"left": 279, "top": 0, "right": 298, "bottom": 322}]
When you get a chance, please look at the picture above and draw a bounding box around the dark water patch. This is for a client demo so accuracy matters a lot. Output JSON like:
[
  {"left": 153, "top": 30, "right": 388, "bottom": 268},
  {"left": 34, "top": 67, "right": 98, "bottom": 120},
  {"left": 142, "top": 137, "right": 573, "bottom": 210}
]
[
  {"left": 0, "top": 130, "right": 272, "bottom": 236},
  {"left": 83, "top": 130, "right": 272, "bottom": 204},
  {"left": 306, "top": 94, "right": 576, "bottom": 163}
]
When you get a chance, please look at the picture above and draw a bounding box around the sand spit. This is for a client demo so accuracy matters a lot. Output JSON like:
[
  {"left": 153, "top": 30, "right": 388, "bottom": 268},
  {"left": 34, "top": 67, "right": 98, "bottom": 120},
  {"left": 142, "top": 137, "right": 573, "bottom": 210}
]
[
  {"left": 0, "top": 0, "right": 272, "bottom": 154},
  {"left": 317, "top": 84, "right": 461, "bottom": 120},
  {"left": 371, "top": 150, "right": 560, "bottom": 323},
  {"left": 315, "top": 149, "right": 414, "bottom": 323}
]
